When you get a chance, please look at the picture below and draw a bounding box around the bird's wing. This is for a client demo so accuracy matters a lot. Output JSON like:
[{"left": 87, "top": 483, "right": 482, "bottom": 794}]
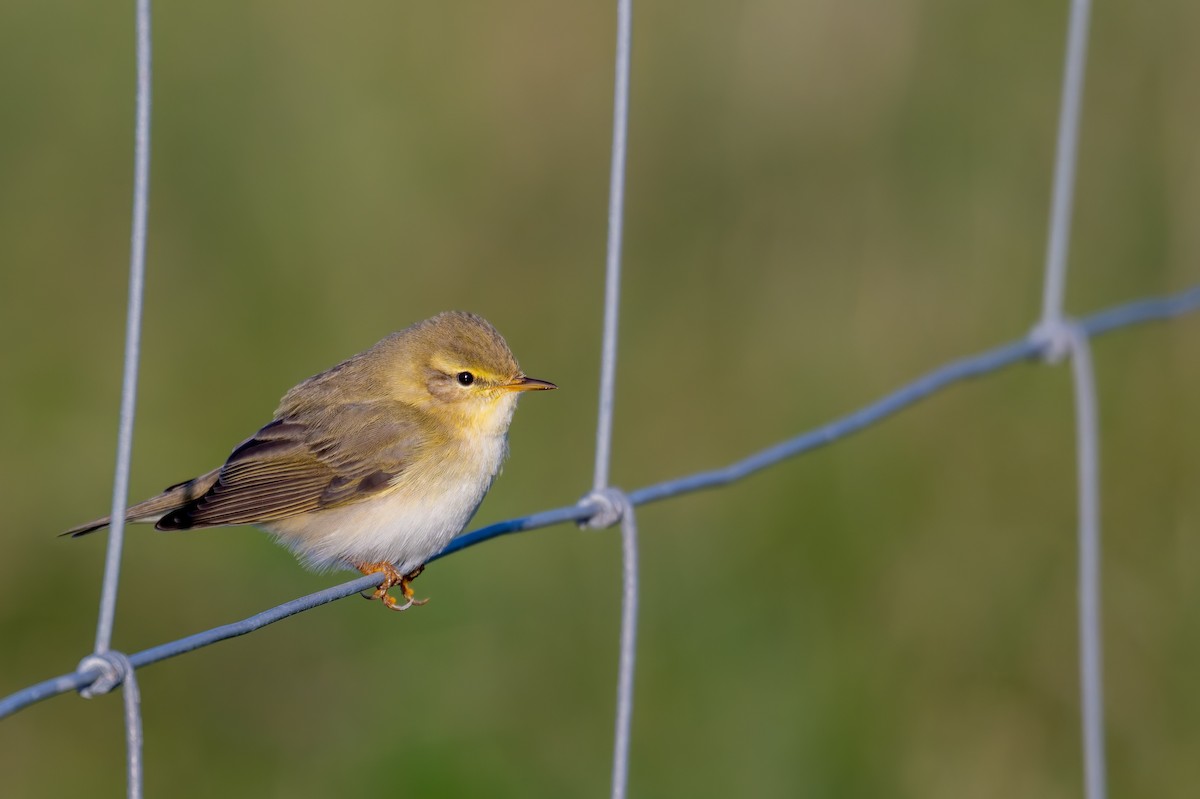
[{"left": 157, "top": 403, "right": 438, "bottom": 530}]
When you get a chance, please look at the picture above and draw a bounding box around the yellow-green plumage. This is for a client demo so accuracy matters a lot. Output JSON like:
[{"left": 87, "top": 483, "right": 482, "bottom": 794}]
[{"left": 64, "top": 311, "right": 555, "bottom": 579}]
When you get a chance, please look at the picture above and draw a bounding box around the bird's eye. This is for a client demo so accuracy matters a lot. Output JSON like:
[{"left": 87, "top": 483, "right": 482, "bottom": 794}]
[{"left": 456, "top": 371, "right": 475, "bottom": 386}]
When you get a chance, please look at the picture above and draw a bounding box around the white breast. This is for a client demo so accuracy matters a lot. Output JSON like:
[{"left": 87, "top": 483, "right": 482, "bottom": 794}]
[{"left": 263, "top": 431, "right": 510, "bottom": 574}]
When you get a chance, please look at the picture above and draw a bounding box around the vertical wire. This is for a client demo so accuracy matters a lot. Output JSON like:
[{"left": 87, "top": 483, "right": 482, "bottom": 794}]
[
  {"left": 1069, "top": 327, "right": 1107, "bottom": 799},
  {"left": 609, "top": 509, "right": 640, "bottom": 799},
  {"left": 1038, "top": 0, "right": 1093, "bottom": 327},
  {"left": 119, "top": 658, "right": 144, "bottom": 799},
  {"left": 591, "top": 2, "right": 638, "bottom": 797},
  {"left": 91, "top": 2, "right": 153, "bottom": 796},
  {"left": 93, "top": 0, "right": 153, "bottom": 655},
  {"left": 1035, "top": 1, "right": 1105, "bottom": 795},
  {"left": 592, "top": 0, "right": 633, "bottom": 493}
]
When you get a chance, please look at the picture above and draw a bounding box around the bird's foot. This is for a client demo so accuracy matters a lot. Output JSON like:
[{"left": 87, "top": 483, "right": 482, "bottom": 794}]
[
  {"left": 354, "top": 561, "right": 429, "bottom": 611},
  {"left": 395, "top": 565, "right": 430, "bottom": 609}
]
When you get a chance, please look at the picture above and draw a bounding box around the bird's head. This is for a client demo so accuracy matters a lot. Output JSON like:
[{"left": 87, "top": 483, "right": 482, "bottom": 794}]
[{"left": 389, "top": 311, "right": 556, "bottom": 434}]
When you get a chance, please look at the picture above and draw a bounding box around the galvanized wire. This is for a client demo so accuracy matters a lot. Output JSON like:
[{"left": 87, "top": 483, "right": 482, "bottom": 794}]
[
  {"left": 589, "top": 2, "right": 639, "bottom": 794},
  {"left": 1067, "top": 325, "right": 1106, "bottom": 799},
  {"left": 79, "top": 2, "right": 153, "bottom": 796},
  {"left": 78, "top": 652, "right": 143, "bottom": 799},
  {"left": 94, "top": 0, "right": 153, "bottom": 659},
  {"left": 610, "top": 503, "right": 639, "bottom": 799},
  {"left": 592, "top": 0, "right": 633, "bottom": 494},
  {"left": 582, "top": 487, "right": 639, "bottom": 799},
  {"left": 3, "top": 285, "right": 1197, "bottom": 721},
  {"left": 1035, "top": 2, "right": 1105, "bottom": 795},
  {"left": 1038, "top": 0, "right": 1092, "bottom": 329}
]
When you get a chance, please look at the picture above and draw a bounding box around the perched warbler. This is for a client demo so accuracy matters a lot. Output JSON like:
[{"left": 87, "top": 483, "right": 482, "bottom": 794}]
[{"left": 64, "top": 311, "right": 556, "bottom": 610}]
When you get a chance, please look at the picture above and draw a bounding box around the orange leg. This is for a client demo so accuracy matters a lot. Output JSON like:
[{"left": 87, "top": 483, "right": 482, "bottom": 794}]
[{"left": 354, "top": 561, "right": 429, "bottom": 611}]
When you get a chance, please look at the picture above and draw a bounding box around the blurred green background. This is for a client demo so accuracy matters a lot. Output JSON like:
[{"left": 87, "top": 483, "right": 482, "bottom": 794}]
[{"left": 2, "top": 1, "right": 1198, "bottom": 796}]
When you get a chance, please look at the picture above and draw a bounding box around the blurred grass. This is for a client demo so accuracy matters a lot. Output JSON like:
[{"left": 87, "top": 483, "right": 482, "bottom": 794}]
[{"left": 1, "top": 1, "right": 1198, "bottom": 797}]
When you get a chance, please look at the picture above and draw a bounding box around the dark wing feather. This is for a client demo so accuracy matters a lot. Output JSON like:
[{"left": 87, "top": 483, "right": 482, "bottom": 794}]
[{"left": 157, "top": 404, "right": 435, "bottom": 530}]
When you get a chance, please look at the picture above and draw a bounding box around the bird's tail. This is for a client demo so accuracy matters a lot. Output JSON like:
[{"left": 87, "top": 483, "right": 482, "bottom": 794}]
[{"left": 60, "top": 469, "right": 222, "bottom": 538}]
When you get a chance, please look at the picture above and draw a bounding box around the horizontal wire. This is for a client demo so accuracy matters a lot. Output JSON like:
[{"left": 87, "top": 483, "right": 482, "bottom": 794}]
[
  {"left": 2, "top": 283, "right": 1198, "bottom": 721},
  {"left": 0, "top": 574, "right": 386, "bottom": 718}
]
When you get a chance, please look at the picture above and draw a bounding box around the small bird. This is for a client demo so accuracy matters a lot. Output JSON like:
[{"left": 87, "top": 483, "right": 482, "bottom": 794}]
[{"left": 64, "top": 311, "right": 556, "bottom": 610}]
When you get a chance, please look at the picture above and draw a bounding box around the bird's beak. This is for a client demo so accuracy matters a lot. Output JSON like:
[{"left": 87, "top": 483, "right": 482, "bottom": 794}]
[{"left": 502, "top": 375, "right": 558, "bottom": 392}]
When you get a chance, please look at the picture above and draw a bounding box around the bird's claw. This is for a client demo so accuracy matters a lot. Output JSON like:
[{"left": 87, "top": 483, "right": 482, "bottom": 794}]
[
  {"left": 353, "top": 561, "right": 429, "bottom": 612},
  {"left": 381, "top": 593, "right": 414, "bottom": 612}
]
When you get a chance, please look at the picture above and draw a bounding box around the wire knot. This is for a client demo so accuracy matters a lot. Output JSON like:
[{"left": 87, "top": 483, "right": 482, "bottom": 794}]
[
  {"left": 1030, "top": 317, "right": 1083, "bottom": 364},
  {"left": 77, "top": 651, "right": 134, "bottom": 699},
  {"left": 579, "top": 487, "right": 631, "bottom": 530}
]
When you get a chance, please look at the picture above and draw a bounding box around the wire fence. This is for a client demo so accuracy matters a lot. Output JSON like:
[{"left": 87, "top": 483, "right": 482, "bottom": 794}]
[{"left": 2, "top": 1, "right": 1199, "bottom": 797}]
